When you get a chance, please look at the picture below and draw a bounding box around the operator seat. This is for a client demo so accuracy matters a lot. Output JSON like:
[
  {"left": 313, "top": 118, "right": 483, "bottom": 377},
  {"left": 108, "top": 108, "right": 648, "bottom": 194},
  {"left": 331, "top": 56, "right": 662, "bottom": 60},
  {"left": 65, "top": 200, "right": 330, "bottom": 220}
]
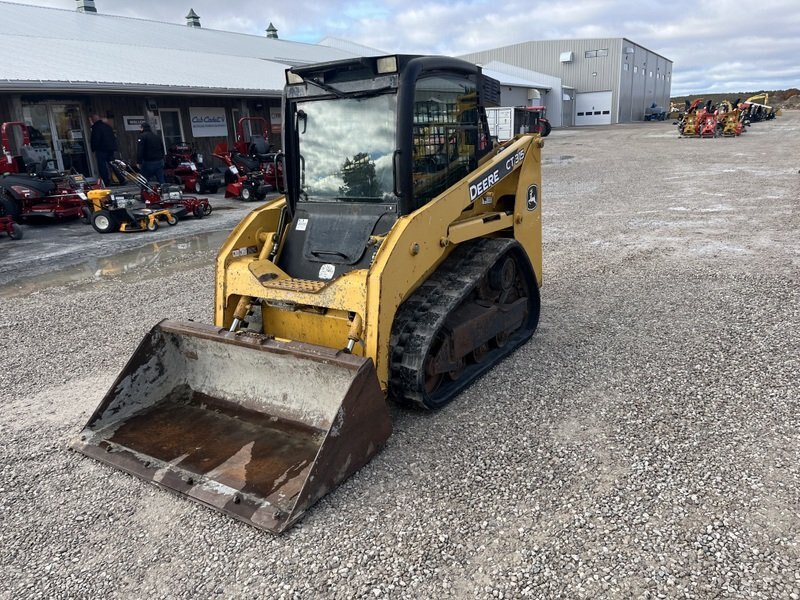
[{"left": 249, "top": 135, "right": 276, "bottom": 161}]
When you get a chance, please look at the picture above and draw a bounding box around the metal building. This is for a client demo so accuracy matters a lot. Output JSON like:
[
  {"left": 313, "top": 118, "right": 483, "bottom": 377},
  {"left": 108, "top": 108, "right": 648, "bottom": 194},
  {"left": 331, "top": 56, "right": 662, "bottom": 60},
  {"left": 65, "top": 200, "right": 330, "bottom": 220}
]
[
  {"left": 0, "top": 1, "right": 358, "bottom": 179},
  {"left": 460, "top": 38, "right": 673, "bottom": 125}
]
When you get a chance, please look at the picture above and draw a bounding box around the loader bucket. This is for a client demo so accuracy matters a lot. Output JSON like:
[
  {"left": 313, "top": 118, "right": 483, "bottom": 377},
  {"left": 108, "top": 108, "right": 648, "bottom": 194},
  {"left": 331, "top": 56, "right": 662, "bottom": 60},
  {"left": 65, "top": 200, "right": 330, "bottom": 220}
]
[{"left": 72, "top": 320, "right": 392, "bottom": 533}]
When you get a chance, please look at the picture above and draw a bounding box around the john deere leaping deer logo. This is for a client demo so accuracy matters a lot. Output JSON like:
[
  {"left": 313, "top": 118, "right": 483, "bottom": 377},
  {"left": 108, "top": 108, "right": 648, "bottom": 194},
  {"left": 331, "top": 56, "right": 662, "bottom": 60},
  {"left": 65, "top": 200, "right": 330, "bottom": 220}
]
[{"left": 526, "top": 184, "right": 538, "bottom": 211}]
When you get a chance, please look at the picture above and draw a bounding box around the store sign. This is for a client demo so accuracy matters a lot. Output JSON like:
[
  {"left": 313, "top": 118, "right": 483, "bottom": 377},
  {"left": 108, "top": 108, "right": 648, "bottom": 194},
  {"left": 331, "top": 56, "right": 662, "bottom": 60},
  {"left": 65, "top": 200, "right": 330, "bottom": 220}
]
[
  {"left": 190, "top": 107, "right": 228, "bottom": 137},
  {"left": 123, "top": 115, "right": 160, "bottom": 131}
]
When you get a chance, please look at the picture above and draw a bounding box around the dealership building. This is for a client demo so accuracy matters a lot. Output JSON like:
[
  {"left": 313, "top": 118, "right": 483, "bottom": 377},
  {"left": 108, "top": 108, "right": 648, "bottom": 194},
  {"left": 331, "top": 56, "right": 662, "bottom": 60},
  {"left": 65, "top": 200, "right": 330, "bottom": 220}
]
[
  {"left": 0, "top": 0, "right": 357, "bottom": 179},
  {"left": 0, "top": 1, "right": 671, "bottom": 182}
]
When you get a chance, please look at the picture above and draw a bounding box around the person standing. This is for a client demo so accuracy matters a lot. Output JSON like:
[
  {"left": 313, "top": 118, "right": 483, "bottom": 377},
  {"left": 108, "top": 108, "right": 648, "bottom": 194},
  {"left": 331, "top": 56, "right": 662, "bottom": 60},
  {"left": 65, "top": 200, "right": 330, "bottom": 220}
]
[
  {"left": 89, "top": 114, "right": 117, "bottom": 185},
  {"left": 136, "top": 122, "right": 165, "bottom": 184}
]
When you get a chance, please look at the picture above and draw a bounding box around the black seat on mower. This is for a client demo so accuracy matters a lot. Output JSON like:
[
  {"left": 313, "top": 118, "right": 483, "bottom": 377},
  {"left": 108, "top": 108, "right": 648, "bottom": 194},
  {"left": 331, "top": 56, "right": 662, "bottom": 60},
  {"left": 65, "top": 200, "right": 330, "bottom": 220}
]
[
  {"left": 21, "top": 146, "right": 61, "bottom": 178},
  {"left": 249, "top": 135, "right": 275, "bottom": 161}
]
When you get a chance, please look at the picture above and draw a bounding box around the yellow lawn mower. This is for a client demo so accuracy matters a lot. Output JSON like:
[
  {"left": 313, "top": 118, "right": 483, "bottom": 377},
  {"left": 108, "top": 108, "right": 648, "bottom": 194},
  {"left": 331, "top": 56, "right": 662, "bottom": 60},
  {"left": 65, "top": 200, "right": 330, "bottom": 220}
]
[{"left": 84, "top": 189, "right": 177, "bottom": 233}]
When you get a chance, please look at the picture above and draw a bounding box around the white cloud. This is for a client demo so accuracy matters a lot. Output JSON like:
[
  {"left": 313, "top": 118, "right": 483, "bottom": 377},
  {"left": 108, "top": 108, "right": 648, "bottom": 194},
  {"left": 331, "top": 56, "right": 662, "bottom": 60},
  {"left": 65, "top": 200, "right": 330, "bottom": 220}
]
[{"left": 11, "top": 0, "right": 800, "bottom": 94}]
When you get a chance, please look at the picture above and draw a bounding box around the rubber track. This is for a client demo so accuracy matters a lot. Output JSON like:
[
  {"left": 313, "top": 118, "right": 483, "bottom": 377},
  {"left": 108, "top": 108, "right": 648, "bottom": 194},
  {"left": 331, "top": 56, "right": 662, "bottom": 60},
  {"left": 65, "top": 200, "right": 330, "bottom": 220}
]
[{"left": 389, "top": 237, "right": 534, "bottom": 409}]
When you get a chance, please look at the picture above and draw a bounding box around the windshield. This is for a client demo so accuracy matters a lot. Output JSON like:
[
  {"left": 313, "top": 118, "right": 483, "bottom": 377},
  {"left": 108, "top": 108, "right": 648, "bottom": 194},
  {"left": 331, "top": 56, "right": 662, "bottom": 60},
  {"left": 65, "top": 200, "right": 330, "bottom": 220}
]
[{"left": 296, "top": 94, "right": 397, "bottom": 202}]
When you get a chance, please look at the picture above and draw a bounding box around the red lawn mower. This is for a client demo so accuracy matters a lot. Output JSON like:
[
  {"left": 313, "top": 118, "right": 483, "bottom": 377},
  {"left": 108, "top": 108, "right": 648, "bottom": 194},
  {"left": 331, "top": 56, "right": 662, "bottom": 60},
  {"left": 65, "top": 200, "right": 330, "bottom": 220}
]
[
  {"left": 1, "top": 121, "right": 102, "bottom": 222},
  {"left": 110, "top": 159, "right": 211, "bottom": 219},
  {"left": 231, "top": 117, "right": 285, "bottom": 192},
  {"left": 164, "top": 142, "right": 224, "bottom": 194},
  {"left": 212, "top": 143, "right": 271, "bottom": 202}
]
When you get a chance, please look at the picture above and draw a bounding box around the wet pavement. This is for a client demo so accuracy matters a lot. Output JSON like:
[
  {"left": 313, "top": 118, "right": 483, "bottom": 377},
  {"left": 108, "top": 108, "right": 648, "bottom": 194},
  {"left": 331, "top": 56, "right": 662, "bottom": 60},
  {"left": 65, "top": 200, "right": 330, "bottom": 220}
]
[{"left": 0, "top": 190, "right": 275, "bottom": 291}]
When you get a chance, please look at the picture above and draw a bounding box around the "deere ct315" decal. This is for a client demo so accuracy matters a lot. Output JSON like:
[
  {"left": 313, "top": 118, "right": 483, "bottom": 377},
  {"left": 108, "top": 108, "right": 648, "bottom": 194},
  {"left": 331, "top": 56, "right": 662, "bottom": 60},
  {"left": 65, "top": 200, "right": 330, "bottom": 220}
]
[{"left": 468, "top": 148, "right": 526, "bottom": 201}]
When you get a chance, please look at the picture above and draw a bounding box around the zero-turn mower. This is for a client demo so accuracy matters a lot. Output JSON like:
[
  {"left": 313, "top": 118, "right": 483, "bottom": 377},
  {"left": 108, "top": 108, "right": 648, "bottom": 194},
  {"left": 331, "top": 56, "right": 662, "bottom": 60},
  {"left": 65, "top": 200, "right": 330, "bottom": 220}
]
[
  {"left": 1, "top": 121, "right": 102, "bottom": 221},
  {"left": 164, "top": 142, "right": 224, "bottom": 194},
  {"left": 84, "top": 188, "right": 178, "bottom": 233}
]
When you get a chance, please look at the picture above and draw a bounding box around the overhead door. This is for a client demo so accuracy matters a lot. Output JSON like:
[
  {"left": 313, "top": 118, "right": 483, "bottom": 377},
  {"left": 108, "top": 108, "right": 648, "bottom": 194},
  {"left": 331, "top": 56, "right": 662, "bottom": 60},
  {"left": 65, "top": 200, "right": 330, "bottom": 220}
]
[{"left": 575, "top": 91, "right": 612, "bottom": 125}]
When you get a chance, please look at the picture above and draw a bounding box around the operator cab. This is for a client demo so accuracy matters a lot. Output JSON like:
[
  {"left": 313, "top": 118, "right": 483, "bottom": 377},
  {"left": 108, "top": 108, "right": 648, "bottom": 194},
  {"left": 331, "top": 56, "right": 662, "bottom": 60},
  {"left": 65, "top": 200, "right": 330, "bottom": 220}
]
[{"left": 279, "top": 55, "right": 498, "bottom": 281}]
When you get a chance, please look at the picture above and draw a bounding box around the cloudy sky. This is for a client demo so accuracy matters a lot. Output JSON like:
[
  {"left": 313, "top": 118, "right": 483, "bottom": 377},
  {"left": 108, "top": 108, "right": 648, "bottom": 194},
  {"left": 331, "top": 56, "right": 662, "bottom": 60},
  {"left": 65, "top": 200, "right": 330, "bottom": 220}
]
[{"left": 13, "top": 0, "right": 800, "bottom": 95}]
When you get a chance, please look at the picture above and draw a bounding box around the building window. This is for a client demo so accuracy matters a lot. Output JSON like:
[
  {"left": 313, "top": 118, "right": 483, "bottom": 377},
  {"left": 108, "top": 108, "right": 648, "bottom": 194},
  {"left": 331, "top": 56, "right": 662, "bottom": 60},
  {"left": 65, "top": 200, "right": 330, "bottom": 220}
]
[
  {"left": 159, "top": 109, "right": 184, "bottom": 149},
  {"left": 649, "top": 71, "right": 653, "bottom": 77},
  {"left": 597, "top": 49, "right": 608, "bottom": 57},
  {"left": 623, "top": 63, "right": 629, "bottom": 71},
  {"left": 584, "top": 50, "right": 597, "bottom": 58},
  {"left": 633, "top": 66, "right": 638, "bottom": 73}
]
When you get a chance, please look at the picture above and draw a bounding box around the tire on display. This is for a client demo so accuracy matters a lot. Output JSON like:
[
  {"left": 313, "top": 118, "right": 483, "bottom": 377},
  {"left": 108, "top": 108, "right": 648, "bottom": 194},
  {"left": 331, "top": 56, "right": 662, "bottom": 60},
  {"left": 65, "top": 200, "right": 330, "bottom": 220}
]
[
  {"left": 166, "top": 214, "right": 178, "bottom": 226},
  {"left": 203, "top": 203, "right": 213, "bottom": 216},
  {"left": 240, "top": 186, "right": 253, "bottom": 202},
  {"left": 146, "top": 219, "right": 159, "bottom": 232},
  {"left": 194, "top": 180, "right": 204, "bottom": 194},
  {"left": 91, "top": 210, "right": 118, "bottom": 234},
  {"left": 0, "top": 195, "right": 22, "bottom": 222}
]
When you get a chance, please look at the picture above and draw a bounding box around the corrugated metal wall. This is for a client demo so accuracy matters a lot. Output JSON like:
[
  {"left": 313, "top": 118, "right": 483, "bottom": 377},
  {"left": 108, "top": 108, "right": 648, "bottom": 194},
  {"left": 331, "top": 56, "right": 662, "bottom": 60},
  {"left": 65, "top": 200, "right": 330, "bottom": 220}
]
[{"left": 461, "top": 38, "right": 672, "bottom": 125}]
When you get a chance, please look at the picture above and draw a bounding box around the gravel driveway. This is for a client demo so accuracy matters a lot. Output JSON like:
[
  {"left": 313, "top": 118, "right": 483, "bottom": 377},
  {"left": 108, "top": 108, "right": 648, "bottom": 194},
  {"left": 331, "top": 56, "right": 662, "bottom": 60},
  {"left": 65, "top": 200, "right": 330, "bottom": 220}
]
[{"left": 1, "top": 113, "right": 798, "bottom": 599}]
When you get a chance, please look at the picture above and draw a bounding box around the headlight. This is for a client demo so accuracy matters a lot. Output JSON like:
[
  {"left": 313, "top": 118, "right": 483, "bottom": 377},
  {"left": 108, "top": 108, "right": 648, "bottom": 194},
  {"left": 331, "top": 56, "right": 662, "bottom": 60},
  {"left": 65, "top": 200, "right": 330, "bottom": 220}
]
[
  {"left": 286, "top": 71, "right": 304, "bottom": 85},
  {"left": 376, "top": 56, "right": 398, "bottom": 74}
]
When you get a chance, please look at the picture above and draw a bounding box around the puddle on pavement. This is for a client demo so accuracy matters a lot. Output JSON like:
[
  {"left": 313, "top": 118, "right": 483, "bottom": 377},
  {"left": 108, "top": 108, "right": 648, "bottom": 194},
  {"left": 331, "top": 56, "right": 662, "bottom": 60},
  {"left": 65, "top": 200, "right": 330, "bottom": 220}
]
[{"left": 0, "top": 230, "right": 230, "bottom": 298}]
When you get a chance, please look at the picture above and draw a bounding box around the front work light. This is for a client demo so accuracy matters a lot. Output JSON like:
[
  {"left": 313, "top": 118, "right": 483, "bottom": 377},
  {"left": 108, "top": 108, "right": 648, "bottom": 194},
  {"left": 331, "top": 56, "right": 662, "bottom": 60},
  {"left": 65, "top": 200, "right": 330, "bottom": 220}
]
[
  {"left": 286, "top": 71, "right": 304, "bottom": 85},
  {"left": 376, "top": 56, "right": 398, "bottom": 74}
]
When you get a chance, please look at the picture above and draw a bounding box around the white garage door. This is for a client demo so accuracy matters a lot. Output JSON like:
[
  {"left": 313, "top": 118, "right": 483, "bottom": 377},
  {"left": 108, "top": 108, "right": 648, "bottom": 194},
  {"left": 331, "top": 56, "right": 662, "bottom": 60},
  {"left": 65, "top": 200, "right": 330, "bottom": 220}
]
[{"left": 575, "top": 91, "right": 612, "bottom": 125}]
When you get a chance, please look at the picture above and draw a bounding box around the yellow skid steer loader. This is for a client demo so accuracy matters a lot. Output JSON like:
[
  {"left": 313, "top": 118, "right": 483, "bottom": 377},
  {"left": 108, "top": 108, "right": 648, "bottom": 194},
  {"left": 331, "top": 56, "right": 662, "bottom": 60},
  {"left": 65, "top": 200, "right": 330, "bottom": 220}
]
[{"left": 73, "top": 55, "right": 544, "bottom": 533}]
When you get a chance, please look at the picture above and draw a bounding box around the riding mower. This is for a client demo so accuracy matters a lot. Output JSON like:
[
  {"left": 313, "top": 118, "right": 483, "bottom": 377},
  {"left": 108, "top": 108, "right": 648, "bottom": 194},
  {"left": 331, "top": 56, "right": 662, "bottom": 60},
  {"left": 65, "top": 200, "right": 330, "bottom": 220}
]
[
  {"left": 164, "top": 142, "right": 223, "bottom": 194},
  {"left": 232, "top": 117, "right": 285, "bottom": 192},
  {"left": 1, "top": 121, "right": 101, "bottom": 221},
  {"left": 111, "top": 159, "right": 210, "bottom": 219},
  {"left": 212, "top": 143, "right": 271, "bottom": 202},
  {"left": 83, "top": 188, "right": 177, "bottom": 234}
]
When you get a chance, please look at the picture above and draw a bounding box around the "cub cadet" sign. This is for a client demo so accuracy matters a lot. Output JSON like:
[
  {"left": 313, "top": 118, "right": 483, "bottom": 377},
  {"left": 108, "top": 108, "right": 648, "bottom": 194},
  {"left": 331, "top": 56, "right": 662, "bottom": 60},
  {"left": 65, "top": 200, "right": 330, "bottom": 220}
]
[{"left": 189, "top": 107, "right": 228, "bottom": 137}]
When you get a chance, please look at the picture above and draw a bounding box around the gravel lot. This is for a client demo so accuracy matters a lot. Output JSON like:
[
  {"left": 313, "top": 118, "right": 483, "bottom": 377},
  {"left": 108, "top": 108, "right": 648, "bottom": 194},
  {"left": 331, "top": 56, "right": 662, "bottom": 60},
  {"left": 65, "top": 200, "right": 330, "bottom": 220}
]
[{"left": 1, "top": 114, "right": 798, "bottom": 599}]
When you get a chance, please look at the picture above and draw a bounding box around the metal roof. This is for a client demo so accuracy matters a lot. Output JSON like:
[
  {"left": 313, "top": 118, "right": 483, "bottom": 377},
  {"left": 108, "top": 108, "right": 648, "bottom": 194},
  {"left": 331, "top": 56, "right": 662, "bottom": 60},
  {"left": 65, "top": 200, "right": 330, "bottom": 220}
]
[
  {"left": 480, "top": 61, "right": 560, "bottom": 91},
  {"left": 0, "top": 1, "right": 358, "bottom": 95}
]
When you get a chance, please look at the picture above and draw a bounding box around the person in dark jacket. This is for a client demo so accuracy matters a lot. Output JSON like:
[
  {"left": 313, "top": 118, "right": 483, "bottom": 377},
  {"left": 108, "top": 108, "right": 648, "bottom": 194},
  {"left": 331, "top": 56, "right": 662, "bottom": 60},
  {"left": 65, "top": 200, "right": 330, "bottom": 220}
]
[
  {"left": 136, "top": 122, "right": 165, "bottom": 184},
  {"left": 89, "top": 114, "right": 117, "bottom": 185}
]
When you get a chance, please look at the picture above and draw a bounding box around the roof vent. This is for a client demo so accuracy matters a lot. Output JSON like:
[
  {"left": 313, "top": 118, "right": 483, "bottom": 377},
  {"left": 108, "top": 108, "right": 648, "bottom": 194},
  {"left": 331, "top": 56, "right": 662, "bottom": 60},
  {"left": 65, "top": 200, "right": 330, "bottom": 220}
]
[
  {"left": 186, "top": 8, "right": 201, "bottom": 28},
  {"left": 76, "top": 0, "right": 97, "bottom": 13},
  {"left": 266, "top": 22, "right": 279, "bottom": 39},
  {"left": 559, "top": 51, "right": 573, "bottom": 63}
]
